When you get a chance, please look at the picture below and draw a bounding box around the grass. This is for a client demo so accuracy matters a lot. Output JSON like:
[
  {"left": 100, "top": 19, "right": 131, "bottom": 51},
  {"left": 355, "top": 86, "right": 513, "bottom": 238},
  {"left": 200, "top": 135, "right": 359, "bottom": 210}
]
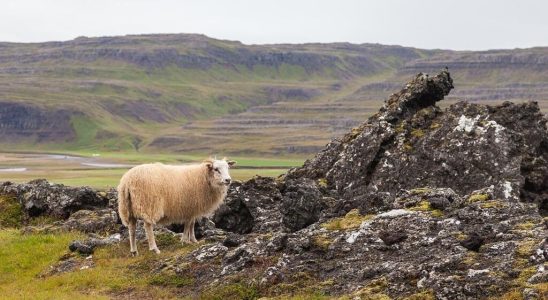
[
  {"left": 0, "top": 195, "right": 22, "bottom": 228},
  {"left": 0, "top": 228, "right": 201, "bottom": 299}
]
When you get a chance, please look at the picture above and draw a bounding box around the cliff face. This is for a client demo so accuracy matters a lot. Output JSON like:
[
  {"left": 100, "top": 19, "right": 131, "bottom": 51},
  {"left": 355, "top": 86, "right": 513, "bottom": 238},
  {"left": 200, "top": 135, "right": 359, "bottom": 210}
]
[
  {"left": 3, "top": 70, "right": 546, "bottom": 299},
  {"left": 0, "top": 102, "right": 78, "bottom": 142}
]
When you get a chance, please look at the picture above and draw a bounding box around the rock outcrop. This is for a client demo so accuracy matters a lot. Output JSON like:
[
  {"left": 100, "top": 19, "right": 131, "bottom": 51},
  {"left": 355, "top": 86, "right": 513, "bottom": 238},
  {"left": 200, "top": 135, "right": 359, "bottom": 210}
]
[{"left": 2, "top": 69, "right": 547, "bottom": 299}]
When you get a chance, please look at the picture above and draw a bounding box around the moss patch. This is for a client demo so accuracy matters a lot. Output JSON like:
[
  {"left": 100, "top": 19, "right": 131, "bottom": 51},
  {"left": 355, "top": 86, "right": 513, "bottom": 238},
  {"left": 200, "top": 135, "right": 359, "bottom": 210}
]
[
  {"left": 411, "top": 128, "right": 425, "bottom": 138},
  {"left": 350, "top": 277, "right": 390, "bottom": 300},
  {"left": 513, "top": 221, "right": 538, "bottom": 231},
  {"left": 515, "top": 240, "right": 537, "bottom": 259},
  {"left": 317, "top": 178, "right": 328, "bottom": 188},
  {"left": 404, "top": 290, "right": 435, "bottom": 300},
  {"left": 265, "top": 271, "right": 334, "bottom": 299},
  {"left": 480, "top": 201, "right": 506, "bottom": 209},
  {"left": 468, "top": 193, "right": 490, "bottom": 203},
  {"left": 321, "top": 209, "right": 373, "bottom": 231},
  {"left": 408, "top": 201, "right": 444, "bottom": 218},
  {"left": 409, "top": 187, "right": 432, "bottom": 195},
  {"left": 312, "top": 234, "right": 333, "bottom": 250},
  {"left": 0, "top": 195, "right": 22, "bottom": 228},
  {"left": 201, "top": 282, "right": 259, "bottom": 300}
]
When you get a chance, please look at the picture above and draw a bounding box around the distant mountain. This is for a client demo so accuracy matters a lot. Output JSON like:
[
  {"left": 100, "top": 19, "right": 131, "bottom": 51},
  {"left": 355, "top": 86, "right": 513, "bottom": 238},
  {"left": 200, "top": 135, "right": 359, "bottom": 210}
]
[{"left": 0, "top": 34, "right": 546, "bottom": 155}]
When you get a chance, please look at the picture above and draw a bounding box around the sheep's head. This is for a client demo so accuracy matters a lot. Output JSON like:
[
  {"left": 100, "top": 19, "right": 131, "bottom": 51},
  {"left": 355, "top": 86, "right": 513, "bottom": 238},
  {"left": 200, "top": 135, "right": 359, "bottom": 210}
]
[{"left": 204, "top": 158, "right": 236, "bottom": 187}]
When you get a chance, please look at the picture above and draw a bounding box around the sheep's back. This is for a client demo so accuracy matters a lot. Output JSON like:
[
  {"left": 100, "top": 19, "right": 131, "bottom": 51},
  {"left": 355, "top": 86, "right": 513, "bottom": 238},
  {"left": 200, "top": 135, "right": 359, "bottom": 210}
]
[{"left": 120, "top": 163, "right": 208, "bottom": 223}]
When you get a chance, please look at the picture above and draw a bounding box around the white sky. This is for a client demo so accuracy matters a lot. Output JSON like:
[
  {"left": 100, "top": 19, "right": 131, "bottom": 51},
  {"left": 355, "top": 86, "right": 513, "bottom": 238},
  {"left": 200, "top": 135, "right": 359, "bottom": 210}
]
[{"left": 1, "top": 0, "right": 547, "bottom": 50}]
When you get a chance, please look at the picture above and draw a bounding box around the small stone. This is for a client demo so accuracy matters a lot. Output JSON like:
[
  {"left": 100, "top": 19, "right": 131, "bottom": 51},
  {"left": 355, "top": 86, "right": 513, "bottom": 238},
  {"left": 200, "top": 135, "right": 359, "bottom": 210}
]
[
  {"left": 460, "top": 233, "right": 484, "bottom": 252},
  {"left": 379, "top": 230, "right": 408, "bottom": 246}
]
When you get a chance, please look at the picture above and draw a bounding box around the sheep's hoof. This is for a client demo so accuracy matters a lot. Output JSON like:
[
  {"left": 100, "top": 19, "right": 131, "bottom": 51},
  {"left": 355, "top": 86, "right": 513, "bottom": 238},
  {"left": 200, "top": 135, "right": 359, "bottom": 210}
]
[
  {"left": 151, "top": 248, "right": 161, "bottom": 254},
  {"left": 130, "top": 251, "right": 138, "bottom": 257}
]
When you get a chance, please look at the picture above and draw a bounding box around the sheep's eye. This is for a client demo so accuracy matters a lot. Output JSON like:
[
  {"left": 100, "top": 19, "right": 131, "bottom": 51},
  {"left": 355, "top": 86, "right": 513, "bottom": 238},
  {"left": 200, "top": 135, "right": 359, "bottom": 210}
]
[{"left": 214, "top": 168, "right": 219, "bottom": 172}]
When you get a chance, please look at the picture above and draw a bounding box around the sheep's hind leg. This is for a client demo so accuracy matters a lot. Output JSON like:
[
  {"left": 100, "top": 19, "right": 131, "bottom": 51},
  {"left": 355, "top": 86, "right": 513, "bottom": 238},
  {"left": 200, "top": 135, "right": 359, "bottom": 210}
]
[
  {"left": 144, "top": 222, "right": 161, "bottom": 254},
  {"left": 128, "top": 218, "right": 138, "bottom": 256},
  {"left": 189, "top": 218, "right": 198, "bottom": 243},
  {"left": 181, "top": 219, "right": 194, "bottom": 244}
]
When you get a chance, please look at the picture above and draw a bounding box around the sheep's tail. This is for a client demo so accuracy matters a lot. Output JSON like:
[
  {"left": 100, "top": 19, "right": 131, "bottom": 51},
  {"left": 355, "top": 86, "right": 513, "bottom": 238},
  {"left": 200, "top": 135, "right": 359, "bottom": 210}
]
[{"left": 117, "top": 181, "right": 133, "bottom": 227}]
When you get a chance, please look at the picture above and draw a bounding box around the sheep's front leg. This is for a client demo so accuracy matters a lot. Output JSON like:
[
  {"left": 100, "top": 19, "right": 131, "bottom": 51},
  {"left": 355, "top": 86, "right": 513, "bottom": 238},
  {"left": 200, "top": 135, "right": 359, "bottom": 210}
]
[
  {"left": 189, "top": 218, "right": 197, "bottom": 243},
  {"left": 128, "top": 218, "right": 138, "bottom": 256},
  {"left": 144, "top": 222, "right": 161, "bottom": 254}
]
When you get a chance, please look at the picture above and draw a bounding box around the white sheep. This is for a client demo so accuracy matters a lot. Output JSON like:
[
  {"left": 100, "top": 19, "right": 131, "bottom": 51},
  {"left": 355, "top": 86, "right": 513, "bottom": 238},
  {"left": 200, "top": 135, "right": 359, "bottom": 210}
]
[{"left": 117, "top": 158, "right": 235, "bottom": 255}]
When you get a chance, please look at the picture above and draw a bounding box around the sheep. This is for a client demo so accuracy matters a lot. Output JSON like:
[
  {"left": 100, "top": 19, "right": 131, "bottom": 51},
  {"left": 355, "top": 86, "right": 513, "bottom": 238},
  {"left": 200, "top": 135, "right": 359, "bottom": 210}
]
[{"left": 117, "top": 158, "right": 235, "bottom": 255}]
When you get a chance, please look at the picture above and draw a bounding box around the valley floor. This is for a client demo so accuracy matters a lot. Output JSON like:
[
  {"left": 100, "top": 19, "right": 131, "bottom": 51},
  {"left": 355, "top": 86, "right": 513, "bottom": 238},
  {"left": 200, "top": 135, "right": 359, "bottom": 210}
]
[{"left": 0, "top": 152, "right": 305, "bottom": 189}]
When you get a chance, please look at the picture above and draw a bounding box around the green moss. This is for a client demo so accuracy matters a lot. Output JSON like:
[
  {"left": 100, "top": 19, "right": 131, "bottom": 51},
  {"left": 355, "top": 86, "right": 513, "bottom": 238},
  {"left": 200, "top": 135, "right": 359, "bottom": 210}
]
[
  {"left": 468, "top": 193, "right": 490, "bottom": 203},
  {"left": 411, "top": 129, "right": 425, "bottom": 138},
  {"left": 513, "top": 221, "right": 538, "bottom": 231},
  {"left": 351, "top": 277, "right": 390, "bottom": 300},
  {"left": 429, "top": 123, "right": 442, "bottom": 129},
  {"left": 480, "top": 201, "right": 506, "bottom": 209},
  {"left": 312, "top": 234, "right": 332, "bottom": 250},
  {"left": 462, "top": 251, "right": 478, "bottom": 265},
  {"left": 321, "top": 209, "right": 374, "bottom": 231},
  {"left": 408, "top": 201, "right": 444, "bottom": 218},
  {"left": 515, "top": 240, "right": 537, "bottom": 258},
  {"left": 409, "top": 187, "right": 432, "bottom": 195},
  {"left": 0, "top": 195, "right": 23, "bottom": 228},
  {"left": 317, "top": 178, "right": 328, "bottom": 188},
  {"left": 404, "top": 290, "right": 435, "bottom": 300},
  {"left": 201, "top": 282, "right": 259, "bottom": 300},
  {"left": 403, "top": 143, "right": 414, "bottom": 152},
  {"left": 395, "top": 122, "right": 406, "bottom": 133}
]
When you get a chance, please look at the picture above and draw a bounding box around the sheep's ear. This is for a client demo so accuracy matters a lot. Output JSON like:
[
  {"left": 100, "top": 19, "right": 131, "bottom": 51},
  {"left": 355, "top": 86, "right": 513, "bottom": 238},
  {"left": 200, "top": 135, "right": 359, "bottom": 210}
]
[
  {"left": 227, "top": 160, "right": 236, "bottom": 167},
  {"left": 204, "top": 160, "right": 213, "bottom": 170}
]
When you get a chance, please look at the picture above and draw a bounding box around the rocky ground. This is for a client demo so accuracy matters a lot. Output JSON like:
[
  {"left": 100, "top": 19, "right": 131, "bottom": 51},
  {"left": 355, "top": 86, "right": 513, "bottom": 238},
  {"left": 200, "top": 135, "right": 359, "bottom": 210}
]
[{"left": 1, "top": 70, "right": 547, "bottom": 299}]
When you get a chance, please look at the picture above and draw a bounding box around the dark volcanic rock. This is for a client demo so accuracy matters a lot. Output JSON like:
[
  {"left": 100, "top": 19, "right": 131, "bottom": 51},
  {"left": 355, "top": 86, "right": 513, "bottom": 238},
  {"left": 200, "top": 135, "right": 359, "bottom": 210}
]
[
  {"left": 1, "top": 179, "right": 113, "bottom": 219},
  {"left": 280, "top": 178, "right": 326, "bottom": 232},
  {"left": 460, "top": 233, "right": 484, "bottom": 252},
  {"left": 289, "top": 69, "right": 548, "bottom": 216},
  {"left": 213, "top": 177, "right": 283, "bottom": 233}
]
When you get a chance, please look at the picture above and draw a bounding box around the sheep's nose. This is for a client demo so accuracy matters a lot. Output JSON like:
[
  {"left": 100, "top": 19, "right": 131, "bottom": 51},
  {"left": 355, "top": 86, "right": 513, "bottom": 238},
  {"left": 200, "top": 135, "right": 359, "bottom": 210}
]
[{"left": 224, "top": 178, "right": 231, "bottom": 184}]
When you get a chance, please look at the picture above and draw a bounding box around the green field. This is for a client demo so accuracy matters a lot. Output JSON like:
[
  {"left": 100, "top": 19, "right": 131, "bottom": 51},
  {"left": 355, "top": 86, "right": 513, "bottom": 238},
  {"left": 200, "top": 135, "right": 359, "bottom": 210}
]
[{"left": 0, "top": 151, "right": 305, "bottom": 189}]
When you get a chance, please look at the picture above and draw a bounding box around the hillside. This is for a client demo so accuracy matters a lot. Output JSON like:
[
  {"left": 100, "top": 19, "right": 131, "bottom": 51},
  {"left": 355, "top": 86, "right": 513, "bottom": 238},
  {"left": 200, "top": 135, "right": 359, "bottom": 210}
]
[{"left": 0, "top": 34, "right": 546, "bottom": 155}]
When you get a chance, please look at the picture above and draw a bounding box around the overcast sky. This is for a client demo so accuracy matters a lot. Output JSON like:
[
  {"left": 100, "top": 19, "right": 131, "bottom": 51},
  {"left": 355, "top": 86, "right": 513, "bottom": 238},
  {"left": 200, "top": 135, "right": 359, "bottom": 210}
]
[{"left": 2, "top": 0, "right": 547, "bottom": 50}]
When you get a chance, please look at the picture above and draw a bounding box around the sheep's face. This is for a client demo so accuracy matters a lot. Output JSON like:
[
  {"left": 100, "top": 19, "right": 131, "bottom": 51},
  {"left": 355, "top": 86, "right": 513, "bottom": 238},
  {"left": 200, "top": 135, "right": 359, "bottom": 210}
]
[{"left": 206, "top": 159, "right": 236, "bottom": 186}]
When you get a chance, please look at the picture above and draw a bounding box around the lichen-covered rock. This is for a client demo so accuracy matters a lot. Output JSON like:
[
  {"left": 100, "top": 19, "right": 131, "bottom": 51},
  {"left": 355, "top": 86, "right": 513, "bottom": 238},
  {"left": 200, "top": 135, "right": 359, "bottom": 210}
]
[
  {"left": 69, "top": 233, "right": 122, "bottom": 255},
  {"left": 61, "top": 209, "right": 120, "bottom": 234},
  {"left": 280, "top": 178, "right": 326, "bottom": 232},
  {"left": 213, "top": 177, "right": 283, "bottom": 233}
]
